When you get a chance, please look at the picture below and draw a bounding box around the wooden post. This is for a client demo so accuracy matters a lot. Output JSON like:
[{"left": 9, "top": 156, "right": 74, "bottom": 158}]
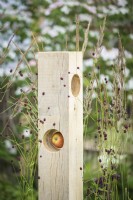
[{"left": 38, "top": 52, "right": 83, "bottom": 200}]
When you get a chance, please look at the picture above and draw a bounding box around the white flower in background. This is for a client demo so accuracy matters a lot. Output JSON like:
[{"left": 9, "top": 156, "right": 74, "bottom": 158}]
[
  {"left": 5, "top": 140, "right": 17, "bottom": 154},
  {"left": 23, "top": 129, "right": 30, "bottom": 137}
]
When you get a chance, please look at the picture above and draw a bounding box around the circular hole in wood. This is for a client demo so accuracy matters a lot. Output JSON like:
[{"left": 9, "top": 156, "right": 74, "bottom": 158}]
[
  {"left": 71, "top": 74, "right": 80, "bottom": 97},
  {"left": 43, "top": 129, "right": 64, "bottom": 152}
]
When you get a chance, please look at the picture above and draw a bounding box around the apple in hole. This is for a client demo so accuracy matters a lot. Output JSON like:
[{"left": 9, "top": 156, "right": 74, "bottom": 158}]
[{"left": 51, "top": 132, "right": 64, "bottom": 149}]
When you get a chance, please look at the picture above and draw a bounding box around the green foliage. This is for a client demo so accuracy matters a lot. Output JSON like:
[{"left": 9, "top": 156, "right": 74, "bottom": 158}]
[
  {"left": 0, "top": 179, "right": 21, "bottom": 200},
  {"left": 0, "top": 0, "right": 133, "bottom": 199}
]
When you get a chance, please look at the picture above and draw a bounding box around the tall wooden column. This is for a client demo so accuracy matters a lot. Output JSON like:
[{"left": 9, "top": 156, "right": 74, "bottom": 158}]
[{"left": 38, "top": 52, "right": 83, "bottom": 200}]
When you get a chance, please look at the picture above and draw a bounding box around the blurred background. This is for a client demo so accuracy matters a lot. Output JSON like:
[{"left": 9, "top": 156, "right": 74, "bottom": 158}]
[{"left": 0, "top": 0, "right": 133, "bottom": 199}]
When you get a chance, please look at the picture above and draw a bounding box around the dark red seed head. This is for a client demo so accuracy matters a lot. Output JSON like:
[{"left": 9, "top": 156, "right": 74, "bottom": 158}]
[
  {"left": 124, "top": 125, "right": 128, "bottom": 129},
  {"left": 22, "top": 135, "right": 25, "bottom": 139}
]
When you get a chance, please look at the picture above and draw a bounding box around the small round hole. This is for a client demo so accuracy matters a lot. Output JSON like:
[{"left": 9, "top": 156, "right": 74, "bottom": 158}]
[
  {"left": 43, "top": 129, "right": 64, "bottom": 152},
  {"left": 71, "top": 74, "right": 80, "bottom": 97}
]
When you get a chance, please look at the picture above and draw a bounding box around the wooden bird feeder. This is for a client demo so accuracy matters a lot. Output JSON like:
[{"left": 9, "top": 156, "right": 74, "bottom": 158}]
[{"left": 38, "top": 52, "right": 83, "bottom": 200}]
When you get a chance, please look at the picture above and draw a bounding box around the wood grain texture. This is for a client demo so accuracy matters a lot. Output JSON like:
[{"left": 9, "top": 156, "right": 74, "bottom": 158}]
[{"left": 38, "top": 52, "right": 83, "bottom": 200}]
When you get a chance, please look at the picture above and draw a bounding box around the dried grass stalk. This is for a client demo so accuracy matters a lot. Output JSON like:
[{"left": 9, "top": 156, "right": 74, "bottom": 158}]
[{"left": 82, "top": 21, "right": 91, "bottom": 56}]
